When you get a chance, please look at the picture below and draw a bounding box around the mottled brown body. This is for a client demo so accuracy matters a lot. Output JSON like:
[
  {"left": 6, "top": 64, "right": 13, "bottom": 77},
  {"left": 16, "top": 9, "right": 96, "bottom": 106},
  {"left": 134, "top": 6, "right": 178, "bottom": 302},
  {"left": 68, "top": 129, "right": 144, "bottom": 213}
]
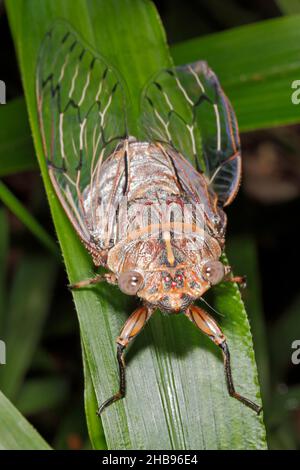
[{"left": 83, "top": 140, "right": 226, "bottom": 313}]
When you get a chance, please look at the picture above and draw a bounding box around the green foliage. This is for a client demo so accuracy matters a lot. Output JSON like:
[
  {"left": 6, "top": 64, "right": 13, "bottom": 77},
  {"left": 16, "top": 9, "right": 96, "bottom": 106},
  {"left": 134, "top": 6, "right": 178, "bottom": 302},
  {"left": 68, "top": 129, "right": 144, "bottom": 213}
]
[
  {"left": 0, "top": 255, "right": 57, "bottom": 399},
  {"left": 16, "top": 377, "right": 69, "bottom": 415},
  {"left": 5, "top": 0, "right": 300, "bottom": 450},
  {"left": 0, "top": 210, "right": 9, "bottom": 330},
  {"left": 0, "top": 210, "right": 53, "bottom": 449},
  {"left": 3, "top": 0, "right": 267, "bottom": 450},
  {"left": 276, "top": 0, "right": 300, "bottom": 14},
  {"left": 0, "top": 181, "right": 58, "bottom": 256},
  {"left": 0, "top": 98, "right": 36, "bottom": 176},
  {"left": 4, "top": 15, "right": 300, "bottom": 173},
  {"left": 0, "top": 391, "right": 51, "bottom": 450},
  {"left": 226, "top": 237, "right": 270, "bottom": 401},
  {"left": 171, "top": 15, "right": 300, "bottom": 131}
]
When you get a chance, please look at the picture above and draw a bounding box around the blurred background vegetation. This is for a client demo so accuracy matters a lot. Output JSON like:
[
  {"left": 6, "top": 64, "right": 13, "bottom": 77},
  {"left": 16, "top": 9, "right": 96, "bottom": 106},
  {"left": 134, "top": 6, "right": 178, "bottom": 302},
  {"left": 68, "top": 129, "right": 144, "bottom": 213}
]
[{"left": 0, "top": 0, "right": 300, "bottom": 450}]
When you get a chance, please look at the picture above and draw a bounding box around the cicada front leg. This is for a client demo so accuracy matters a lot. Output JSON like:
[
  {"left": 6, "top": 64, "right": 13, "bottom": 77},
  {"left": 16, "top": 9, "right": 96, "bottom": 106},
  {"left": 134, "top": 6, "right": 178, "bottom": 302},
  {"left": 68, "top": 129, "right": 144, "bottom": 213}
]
[
  {"left": 69, "top": 272, "right": 117, "bottom": 290},
  {"left": 229, "top": 275, "right": 247, "bottom": 288},
  {"left": 186, "top": 305, "right": 261, "bottom": 414},
  {"left": 97, "top": 305, "right": 153, "bottom": 415},
  {"left": 223, "top": 266, "right": 247, "bottom": 289},
  {"left": 223, "top": 275, "right": 247, "bottom": 289}
]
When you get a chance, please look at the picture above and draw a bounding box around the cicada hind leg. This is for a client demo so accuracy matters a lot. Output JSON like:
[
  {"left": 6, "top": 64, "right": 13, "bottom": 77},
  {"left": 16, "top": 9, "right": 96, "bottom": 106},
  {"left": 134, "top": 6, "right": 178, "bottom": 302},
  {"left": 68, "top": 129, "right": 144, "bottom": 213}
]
[
  {"left": 186, "top": 305, "right": 262, "bottom": 414},
  {"left": 97, "top": 305, "right": 153, "bottom": 415}
]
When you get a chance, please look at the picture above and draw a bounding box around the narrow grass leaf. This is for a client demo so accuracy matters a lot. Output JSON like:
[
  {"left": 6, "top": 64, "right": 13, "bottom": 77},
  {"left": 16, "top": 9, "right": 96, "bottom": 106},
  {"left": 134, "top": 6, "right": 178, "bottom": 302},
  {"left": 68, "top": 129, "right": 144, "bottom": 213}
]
[
  {"left": 276, "top": 0, "right": 300, "bottom": 14},
  {"left": 226, "top": 236, "right": 270, "bottom": 402},
  {"left": 6, "top": 0, "right": 266, "bottom": 449},
  {"left": 0, "top": 390, "right": 51, "bottom": 449},
  {"left": 0, "top": 180, "right": 58, "bottom": 256},
  {"left": 83, "top": 347, "right": 107, "bottom": 450},
  {"left": 171, "top": 16, "right": 300, "bottom": 131},
  {"left": 16, "top": 377, "right": 69, "bottom": 415},
  {"left": 0, "top": 209, "right": 9, "bottom": 330},
  {"left": 0, "top": 97, "right": 37, "bottom": 176},
  {"left": 0, "top": 256, "right": 57, "bottom": 399}
]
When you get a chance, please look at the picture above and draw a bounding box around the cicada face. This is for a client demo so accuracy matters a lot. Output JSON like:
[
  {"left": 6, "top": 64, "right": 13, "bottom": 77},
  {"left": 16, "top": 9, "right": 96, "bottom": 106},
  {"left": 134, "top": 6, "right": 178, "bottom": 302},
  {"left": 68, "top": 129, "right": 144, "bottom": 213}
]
[
  {"left": 36, "top": 21, "right": 241, "bottom": 312},
  {"left": 136, "top": 246, "right": 228, "bottom": 314}
]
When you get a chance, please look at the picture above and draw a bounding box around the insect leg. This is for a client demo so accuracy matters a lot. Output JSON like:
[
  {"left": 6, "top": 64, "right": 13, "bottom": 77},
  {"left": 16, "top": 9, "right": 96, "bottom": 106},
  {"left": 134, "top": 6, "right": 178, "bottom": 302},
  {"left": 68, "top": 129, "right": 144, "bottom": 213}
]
[
  {"left": 225, "top": 275, "right": 247, "bottom": 289},
  {"left": 97, "top": 305, "right": 153, "bottom": 415},
  {"left": 222, "top": 266, "right": 247, "bottom": 288},
  {"left": 229, "top": 275, "right": 247, "bottom": 288},
  {"left": 69, "top": 272, "right": 117, "bottom": 289},
  {"left": 186, "top": 304, "right": 261, "bottom": 414}
]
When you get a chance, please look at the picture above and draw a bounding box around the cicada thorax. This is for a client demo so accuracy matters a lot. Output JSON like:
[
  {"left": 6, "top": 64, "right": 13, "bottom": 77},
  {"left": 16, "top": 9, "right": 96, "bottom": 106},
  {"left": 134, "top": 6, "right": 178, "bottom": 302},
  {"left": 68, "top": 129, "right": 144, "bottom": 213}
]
[{"left": 81, "top": 139, "right": 226, "bottom": 312}]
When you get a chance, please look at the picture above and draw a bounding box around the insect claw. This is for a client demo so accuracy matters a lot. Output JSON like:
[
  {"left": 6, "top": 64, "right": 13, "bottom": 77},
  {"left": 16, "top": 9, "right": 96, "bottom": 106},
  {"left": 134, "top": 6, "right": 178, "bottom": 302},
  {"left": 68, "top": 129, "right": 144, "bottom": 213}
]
[
  {"left": 237, "top": 275, "right": 247, "bottom": 289},
  {"left": 68, "top": 283, "right": 78, "bottom": 291},
  {"left": 226, "top": 274, "right": 247, "bottom": 289},
  {"left": 97, "top": 392, "right": 123, "bottom": 416},
  {"left": 241, "top": 276, "right": 247, "bottom": 289},
  {"left": 68, "top": 281, "right": 87, "bottom": 291}
]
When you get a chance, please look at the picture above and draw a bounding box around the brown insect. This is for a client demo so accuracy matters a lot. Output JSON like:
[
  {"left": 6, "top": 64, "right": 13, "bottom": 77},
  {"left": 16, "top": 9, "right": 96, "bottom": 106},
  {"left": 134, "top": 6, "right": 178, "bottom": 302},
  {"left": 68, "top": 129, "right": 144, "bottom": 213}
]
[{"left": 37, "top": 21, "right": 261, "bottom": 415}]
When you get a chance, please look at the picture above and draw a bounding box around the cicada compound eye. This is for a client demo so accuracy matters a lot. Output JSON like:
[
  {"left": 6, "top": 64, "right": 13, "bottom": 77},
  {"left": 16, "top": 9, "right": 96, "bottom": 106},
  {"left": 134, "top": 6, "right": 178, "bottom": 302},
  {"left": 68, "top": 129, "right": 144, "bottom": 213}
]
[
  {"left": 202, "top": 261, "right": 225, "bottom": 285},
  {"left": 118, "top": 271, "right": 144, "bottom": 295}
]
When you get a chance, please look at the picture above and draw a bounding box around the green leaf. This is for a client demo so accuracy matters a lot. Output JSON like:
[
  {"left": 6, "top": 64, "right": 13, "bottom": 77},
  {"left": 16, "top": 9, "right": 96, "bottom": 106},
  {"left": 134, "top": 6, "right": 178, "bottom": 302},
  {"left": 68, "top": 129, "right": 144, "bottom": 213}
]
[
  {"left": 0, "top": 180, "right": 58, "bottom": 256},
  {"left": 4, "top": 16, "right": 300, "bottom": 178},
  {"left": 83, "top": 347, "right": 107, "bottom": 450},
  {"left": 16, "top": 377, "right": 69, "bottom": 415},
  {"left": 0, "top": 256, "right": 57, "bottom": 399},
  {"left": 0, "top": 390, "right": 51, "bottom": 449},
  {"left": 0, "top": 209, "right": 9, "bottom": 331},
  {"left": 6, "top": 0, "right": 266, "bottom": 449},
  {"left": 0, "top": 97, "right": 37, "bottom": 176},
  {"left": 226, "top": 236, "right": 270, "bottom": 402},
  {"left": 171, "top": 16, "right": 300, "bottom": 131},
  {"left": 276, "top": 0, "right": 300, "bottom": 14}
]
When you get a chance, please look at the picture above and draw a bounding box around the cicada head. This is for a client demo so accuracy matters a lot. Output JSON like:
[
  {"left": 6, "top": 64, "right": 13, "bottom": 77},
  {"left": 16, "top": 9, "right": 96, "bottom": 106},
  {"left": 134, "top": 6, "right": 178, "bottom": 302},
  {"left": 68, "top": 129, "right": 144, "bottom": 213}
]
[
  {"left": 139, "top": 261, "right": 228, "bottom": 314},
  {"left": 108, "top": 236, "right": 228, "bottom": 314}
]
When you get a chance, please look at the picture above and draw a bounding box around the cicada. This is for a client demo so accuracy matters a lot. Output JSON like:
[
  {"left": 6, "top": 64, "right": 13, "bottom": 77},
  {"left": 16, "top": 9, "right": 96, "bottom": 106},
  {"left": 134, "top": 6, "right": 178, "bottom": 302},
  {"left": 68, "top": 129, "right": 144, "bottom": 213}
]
[{"left": 36, "top": 21, "right": 261, "bottom": 415}]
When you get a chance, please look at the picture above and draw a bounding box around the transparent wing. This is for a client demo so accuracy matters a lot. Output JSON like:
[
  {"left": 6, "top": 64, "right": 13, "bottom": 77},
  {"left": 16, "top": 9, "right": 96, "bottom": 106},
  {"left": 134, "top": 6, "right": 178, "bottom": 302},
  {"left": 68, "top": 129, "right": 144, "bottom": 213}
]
[
  {"left": 36, "top": 21, "right": 128, "bottom": 251},
  {"left": 140, "top": 61, "right": 241, "bottom": 206}
]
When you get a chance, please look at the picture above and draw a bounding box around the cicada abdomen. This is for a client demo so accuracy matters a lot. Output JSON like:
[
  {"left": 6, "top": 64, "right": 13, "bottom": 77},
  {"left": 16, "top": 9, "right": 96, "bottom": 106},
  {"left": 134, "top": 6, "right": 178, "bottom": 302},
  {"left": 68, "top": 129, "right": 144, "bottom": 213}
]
[{"left": 37, "top": 21, "right": 261, "bottom": 416}]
